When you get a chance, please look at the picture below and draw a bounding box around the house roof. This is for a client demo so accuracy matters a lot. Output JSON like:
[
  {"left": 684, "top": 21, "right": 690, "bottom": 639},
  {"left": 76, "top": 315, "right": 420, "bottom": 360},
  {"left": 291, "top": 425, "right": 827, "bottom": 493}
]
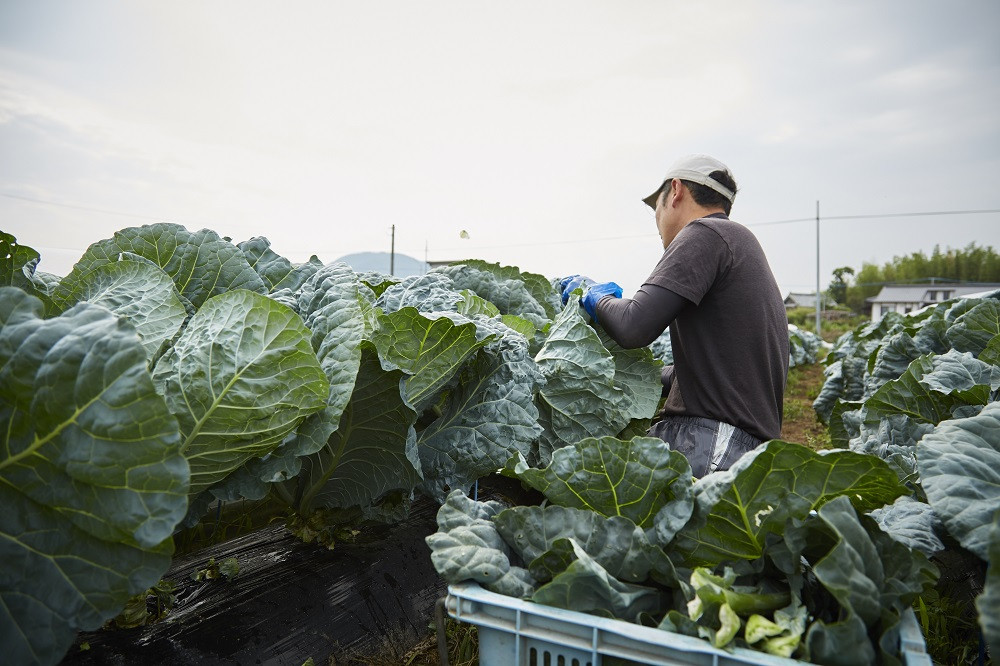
[
  {"left": 783, "top": 292, "right": 835, "bottom": 307},
  {"left": 868, "top": 283, "right": 1000, "bottom": 304}
]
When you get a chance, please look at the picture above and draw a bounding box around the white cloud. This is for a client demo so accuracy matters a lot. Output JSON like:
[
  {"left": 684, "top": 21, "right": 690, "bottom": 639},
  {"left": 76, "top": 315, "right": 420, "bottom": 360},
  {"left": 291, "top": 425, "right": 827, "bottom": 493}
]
[
  {"left": 874, "top": 61, "right": 965, "bottom": 94},
  {"left": 1, "top": 1, "right": 998, "bottom": 293},
  {"left": 759, "top": 123, "right": 801, "bottom": 145}
]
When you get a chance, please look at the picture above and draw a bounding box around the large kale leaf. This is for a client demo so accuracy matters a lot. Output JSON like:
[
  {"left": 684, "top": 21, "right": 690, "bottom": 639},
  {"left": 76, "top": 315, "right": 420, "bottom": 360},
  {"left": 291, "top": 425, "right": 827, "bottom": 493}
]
[
  {"left": 70, "top": 223, "right": 267, "bottom": 308},
  {"left": 1, "top": 231, "right": 56, "bottom": 311},
  {"left": 531, "top": 538, "right": 668, "bottom": 623},
  {"left": 780, "top": 497, "right": 937, "bottom": 666},
  {"left": 237, "top": 236, "right": 323, "bottom": 293},
  {"left": 151, "top": 289, "right": 329, "bottom": 495},
  {"left": 415, "top": 317, "right": 543, "bottom": 501},
  {"left": 51, "top": 259, "right": 188, "bottom": 361},
  {"left": 425, "top": 490, "right": 536, "bottom": 598},
  {"left": 292, "top": 342, "right": 421, "bottom": 515},
  {"left": 674, "top": 440, "right": 908, "bottom": 567},
  {"left": 534, "top": 301, "right": 661, "bottom": 464},
  {"left": 369, "top": 307, "right": 495, "bottom": 412},
  {"left": 0, "top": 288, "right": 189, "bottom": 666},
  {"left": 434, "top": 260, "right": 560, "bottom": 328},
  {"left": 507, "top": 435, "right": 692, "bottom": 535},
  {"left": 918, "top": 401, "right": 1000, "bottom": 561}
]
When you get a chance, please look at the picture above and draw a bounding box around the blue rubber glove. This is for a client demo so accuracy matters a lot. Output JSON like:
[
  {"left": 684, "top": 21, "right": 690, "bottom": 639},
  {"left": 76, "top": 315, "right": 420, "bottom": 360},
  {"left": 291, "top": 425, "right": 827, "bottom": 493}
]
[
  {"left": 581, "top": 281, "right": 623, "bottom": 322},
  {"left": 559, "top": 274, "right": 595, "bottom": 304},
  {"left": 559, "top": 274, "right": 579, "bottom": 291}
]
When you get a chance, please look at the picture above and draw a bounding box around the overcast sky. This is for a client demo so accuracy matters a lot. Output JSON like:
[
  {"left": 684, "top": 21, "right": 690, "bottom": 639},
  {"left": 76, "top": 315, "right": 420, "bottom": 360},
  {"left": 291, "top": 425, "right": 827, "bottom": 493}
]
[{"left": 2, "top": 1, "right": 998, "bottom": 297}]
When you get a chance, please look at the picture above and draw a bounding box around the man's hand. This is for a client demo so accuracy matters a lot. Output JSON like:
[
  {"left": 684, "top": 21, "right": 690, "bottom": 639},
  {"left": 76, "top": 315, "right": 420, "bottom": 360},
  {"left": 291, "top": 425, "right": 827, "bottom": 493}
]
[
  {"left": 582, "top": 282, "right": 623, "bottom": 322},
  {"left": 559, "top": 274, "right": 595, "bottom": 304}
]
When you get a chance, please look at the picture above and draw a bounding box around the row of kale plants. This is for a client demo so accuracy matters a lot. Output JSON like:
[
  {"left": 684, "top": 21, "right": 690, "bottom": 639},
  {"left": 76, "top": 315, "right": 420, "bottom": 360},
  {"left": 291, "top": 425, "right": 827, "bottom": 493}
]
[
  {"left": 424, "top": 291, "right": 995, "bottom": 662},
  {"left": 811, "top": 292, "right": 1000, "bottom": 655},
  {"left": 1, "top": 222, "right": 992, "bottom": 665},
  {"left": 1, "top": 222, "right": 661, "bottom": 666}
]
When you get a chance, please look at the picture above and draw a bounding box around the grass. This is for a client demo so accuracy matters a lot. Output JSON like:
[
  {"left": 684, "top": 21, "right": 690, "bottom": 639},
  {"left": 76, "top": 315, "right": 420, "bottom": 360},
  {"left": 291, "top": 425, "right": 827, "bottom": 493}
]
[
  {"left": 402, "top": 619, "right": 477, "bottom": 666},
  {"left": 922, "top": 547, "right": 992, "bottom": 665},
  {"left": 294, "top": 618, "right": 477, "bottom": 665},
  {"left": 785, "top": 307, "right": 867, "bottom": 342},
  {"left": 917, "top": 591, "right": 986, "bottom": 665},
  {"left": 780, "top": 361, "right": 831, "bottom": 450}
]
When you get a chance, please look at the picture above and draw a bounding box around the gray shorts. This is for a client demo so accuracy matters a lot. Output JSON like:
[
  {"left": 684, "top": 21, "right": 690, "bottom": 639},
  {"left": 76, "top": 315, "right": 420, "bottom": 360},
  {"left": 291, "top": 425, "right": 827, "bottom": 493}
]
[{"left": 647, "top": 415, "right": 763, "bottom": 477}]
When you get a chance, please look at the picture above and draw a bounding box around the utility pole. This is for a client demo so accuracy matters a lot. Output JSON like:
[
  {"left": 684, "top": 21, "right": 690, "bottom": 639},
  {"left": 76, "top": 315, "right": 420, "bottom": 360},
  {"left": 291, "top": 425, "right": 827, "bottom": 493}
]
[
  {"left": 390, "top": 224, "right": 395, "bottom": 276},
  {"left": 815, "top": 201, "right": 821, "bottom": 337}
]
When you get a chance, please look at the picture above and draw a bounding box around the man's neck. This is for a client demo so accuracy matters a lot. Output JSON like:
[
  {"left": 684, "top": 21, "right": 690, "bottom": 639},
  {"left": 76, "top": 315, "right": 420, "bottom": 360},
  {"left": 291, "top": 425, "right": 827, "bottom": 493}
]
[{"left": 681, "top": 205, "right": 726, "bottom": 225}]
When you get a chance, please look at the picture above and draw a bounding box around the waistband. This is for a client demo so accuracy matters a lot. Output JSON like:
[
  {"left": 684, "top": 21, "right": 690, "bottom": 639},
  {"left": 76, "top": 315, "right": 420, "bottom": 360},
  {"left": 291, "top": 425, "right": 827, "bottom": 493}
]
[{"left": 647, "top": 414, "right": 763, "bottom": 476}]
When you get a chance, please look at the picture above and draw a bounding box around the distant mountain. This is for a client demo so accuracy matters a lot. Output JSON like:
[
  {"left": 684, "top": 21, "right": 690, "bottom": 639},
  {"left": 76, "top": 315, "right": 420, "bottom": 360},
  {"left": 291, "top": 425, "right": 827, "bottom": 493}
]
[{"left": 333, "top": 251, "right": 429, "bottom": 277}]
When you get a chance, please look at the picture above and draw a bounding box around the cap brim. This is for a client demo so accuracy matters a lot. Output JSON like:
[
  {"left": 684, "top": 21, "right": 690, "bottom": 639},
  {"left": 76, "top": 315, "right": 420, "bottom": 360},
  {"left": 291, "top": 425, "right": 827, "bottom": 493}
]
[{"left": 641, "top": 186, "right": 661, "bottom": 210}]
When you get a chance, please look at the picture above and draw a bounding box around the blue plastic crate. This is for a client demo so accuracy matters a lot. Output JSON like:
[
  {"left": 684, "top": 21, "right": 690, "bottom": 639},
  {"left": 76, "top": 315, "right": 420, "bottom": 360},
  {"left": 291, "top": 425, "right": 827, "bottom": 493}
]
[{"left": 446, "top": 582, "right": 931, "bottom": 666}]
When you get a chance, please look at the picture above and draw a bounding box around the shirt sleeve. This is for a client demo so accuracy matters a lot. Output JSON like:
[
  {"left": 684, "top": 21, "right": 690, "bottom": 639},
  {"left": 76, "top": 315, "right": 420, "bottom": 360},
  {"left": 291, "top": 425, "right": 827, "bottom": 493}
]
[
  {"left": 644, "top": 221, "right": 732, "bottom": 305},
  {"left": 594, "top": 283, "right": 690, "bottom": 349}
]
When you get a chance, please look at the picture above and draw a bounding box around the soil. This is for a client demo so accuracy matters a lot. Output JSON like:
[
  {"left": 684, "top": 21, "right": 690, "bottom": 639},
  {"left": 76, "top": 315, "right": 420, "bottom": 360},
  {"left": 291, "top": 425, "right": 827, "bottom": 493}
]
[
  {"left": 779, "top": 361, "right": 831, "bottom": 450},
  {"left": 61, "top": 498, "right": 449, "bottom": 666},
  {"left": 59, "top": 476, "right": 539, "bottom": 666}
]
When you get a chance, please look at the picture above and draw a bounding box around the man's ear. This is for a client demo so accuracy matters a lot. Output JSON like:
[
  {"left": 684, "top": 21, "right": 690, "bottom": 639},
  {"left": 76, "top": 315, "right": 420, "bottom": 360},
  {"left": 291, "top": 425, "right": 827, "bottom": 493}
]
[{"left": 668, "top": 178, "right": 683, "bottom": 206}]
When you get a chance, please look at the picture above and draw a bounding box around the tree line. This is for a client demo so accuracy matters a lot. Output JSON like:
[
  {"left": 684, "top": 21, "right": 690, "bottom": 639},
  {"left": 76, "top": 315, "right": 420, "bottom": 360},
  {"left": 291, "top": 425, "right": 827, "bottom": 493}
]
[{"left": 828, "top": 242, "right": 1000, "bottom": 314}]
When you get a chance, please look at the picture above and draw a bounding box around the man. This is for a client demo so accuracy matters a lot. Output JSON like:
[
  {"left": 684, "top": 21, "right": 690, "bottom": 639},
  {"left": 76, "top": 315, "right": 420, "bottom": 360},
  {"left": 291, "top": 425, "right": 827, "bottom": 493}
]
[{"left": 561, "top": 154, "right": 788, "bottom": 477}]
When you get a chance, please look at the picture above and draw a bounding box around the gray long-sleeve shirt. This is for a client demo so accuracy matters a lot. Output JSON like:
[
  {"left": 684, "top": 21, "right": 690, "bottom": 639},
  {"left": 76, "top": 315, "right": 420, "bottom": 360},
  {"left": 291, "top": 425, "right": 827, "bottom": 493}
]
[{"left": 595, "top": 213, "right": 789, "bottom": 441}]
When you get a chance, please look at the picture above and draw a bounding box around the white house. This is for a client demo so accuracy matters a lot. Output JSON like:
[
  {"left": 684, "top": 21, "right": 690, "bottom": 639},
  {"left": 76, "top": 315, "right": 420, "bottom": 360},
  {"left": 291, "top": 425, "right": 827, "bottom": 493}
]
[
  {"left": 783, "top": 292, "right": 836, "bottom": 309},
  {"left": 867, "top": 283, "right": 1000, "bottom": 321}
]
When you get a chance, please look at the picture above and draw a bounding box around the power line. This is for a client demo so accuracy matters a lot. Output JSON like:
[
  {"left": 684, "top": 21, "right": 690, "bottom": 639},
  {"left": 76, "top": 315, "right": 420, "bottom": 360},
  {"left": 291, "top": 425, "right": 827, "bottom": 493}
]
[
  {"left": 743, "top": 208, "right": 1000, "bottom": 228},
  {"left": 0, "top": 192, "right": 205, "bottom": 226},
  {"left": 4, "top": 190, "right": 999, "bottom": 254},
  {"left": 824, "top": 208, "right": 1000, "bottom": 221},
  {"left": 743, "top": 217, "right": 814, "bottom": 227},
  {"left": 0, "top": 190, "right": 644, "bottom": 253},
  {"left": 428, "top": 208, "right": 1000, "bottom": 252},
  {"left": 22, "top": 245, "right": 82, "bottom": 253},
  {"left": 425, "top": 233, "right": 648, "bottom": 253}
]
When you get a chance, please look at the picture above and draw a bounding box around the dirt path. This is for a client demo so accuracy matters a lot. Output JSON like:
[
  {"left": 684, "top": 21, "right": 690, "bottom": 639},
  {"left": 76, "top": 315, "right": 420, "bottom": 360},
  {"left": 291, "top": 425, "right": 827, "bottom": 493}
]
[{"left": 779, "top": 361, "right": 830, "bottom": 450}]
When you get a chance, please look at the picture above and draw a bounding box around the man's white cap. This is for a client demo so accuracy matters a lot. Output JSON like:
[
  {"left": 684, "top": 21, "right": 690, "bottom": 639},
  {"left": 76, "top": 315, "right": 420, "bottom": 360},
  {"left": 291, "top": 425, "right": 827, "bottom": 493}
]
[{"left": 642, "top": 154, "right": 736, "bottom": 209}]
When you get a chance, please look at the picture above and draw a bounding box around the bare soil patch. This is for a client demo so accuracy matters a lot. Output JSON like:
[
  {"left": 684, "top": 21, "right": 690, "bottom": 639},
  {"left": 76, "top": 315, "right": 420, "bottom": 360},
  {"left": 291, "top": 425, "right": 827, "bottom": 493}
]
[{"left": 779, "top": 361, "right": 830, "bottom": 450}]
